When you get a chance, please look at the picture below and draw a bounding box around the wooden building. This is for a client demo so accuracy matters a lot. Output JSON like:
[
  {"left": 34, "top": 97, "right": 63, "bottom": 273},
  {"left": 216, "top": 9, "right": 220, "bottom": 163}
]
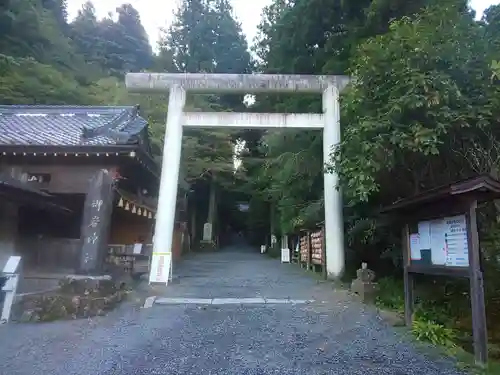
[{"left": 0, "top": 105, "right": 188, "bottom": 274}]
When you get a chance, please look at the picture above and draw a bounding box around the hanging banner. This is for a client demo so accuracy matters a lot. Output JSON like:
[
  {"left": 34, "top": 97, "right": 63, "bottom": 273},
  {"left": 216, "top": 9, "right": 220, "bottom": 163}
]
[{"left": 149, "top": 252, "right": 172, "bottom": 284}]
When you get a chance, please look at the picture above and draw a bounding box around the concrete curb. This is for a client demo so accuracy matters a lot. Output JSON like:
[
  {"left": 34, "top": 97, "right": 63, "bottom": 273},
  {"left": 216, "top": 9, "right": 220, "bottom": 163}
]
[
  {"left": 142, "top": 296, "right": 157, "bottom": 308},
  {"left": 153, "top": 297, "right": 316, "bottom": 305}
]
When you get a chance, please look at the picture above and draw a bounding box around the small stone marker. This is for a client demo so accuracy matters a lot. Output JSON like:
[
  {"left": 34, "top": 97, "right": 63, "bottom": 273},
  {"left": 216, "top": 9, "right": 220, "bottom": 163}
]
[{"left": 350, "top": 262, "right": 378, "bottom": 304}]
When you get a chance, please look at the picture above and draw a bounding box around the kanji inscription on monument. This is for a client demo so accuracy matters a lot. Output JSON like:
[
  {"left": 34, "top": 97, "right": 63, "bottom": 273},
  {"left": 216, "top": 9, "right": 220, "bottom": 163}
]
[{"left": 78, "top": 169, "right": 114, "bottom": 274}]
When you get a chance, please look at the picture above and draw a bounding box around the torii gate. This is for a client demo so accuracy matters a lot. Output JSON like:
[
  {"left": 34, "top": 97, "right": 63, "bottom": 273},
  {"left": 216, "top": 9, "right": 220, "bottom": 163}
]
[{"left": 125, "top": 73, "right": 350, "bottom": 284}]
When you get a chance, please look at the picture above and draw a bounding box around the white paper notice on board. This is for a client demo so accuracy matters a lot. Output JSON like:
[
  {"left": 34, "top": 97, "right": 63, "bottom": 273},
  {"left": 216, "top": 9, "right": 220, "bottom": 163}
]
[
  {"left": 444, "top": 215, "right": 469, "bottom": 267},
  {"left": 418, "top": 221, "right": 431, "bottom": 250},
  {"left": 409, "top": 233, "right": 421, "bottom": 260},
  {"left": 430, "top": 219, "right": 446, "bottom": 265}
]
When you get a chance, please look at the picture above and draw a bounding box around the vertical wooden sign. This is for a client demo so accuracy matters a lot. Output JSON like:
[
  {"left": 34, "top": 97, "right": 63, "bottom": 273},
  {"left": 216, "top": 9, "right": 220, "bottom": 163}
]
[{"left": 78, "top": 169, "right": 114, "bottom": 274}]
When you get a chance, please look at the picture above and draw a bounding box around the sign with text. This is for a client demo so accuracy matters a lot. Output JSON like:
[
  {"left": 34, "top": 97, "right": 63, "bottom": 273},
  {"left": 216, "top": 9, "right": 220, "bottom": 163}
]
[
  {"left": 149, "top": 252, "right": 171, "bottom": 284},
  {"left": 410, "top": 215, "right": 469, "bottom": 267}
]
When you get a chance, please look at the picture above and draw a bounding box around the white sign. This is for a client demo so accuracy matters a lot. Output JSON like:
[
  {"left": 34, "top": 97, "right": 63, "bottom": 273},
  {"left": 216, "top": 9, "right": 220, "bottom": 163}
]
[
  {"left": 1, "top": 255, "right": 21, "bottom": 323},
  {"left": 430, "top": 219, "right": 446, "bottom": 265},
  {"left": 203, "top": 222, "right": 212, "bottom": 241},
  {"left": 133, "top": 243, "right": 143, "bottom": 255},
  {"left": 281, "top": 248, "right": 290, "bottom": 263},
  {"left": 417, "top": 221, "right": 431, "bottom": 250},
  {"left": 415, "top": 215, "right": 469, "bottom": 267},
  {"left": 409, "top": 234, "right": 421, "bottom": 260},
  {"left": 149, "top": 252, "right": 171, "bottom": 284},
  {"left": 444, "top": 215, "right": 469, "bottom": 267}
]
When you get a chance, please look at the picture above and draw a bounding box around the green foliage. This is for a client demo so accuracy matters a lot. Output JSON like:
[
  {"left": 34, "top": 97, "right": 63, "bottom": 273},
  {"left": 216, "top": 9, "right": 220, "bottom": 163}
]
[
  {"left": 0, "top": 55, "right": 87, "bottom": 104},
  {"left": 0, "top": 0, "right": 153, "bottom": 106},
  {"left": 376, "top": 277, "right": 459, "bottom": 349},
  {"left": 375, "top": 277, "right": 405, "bottom": 313},
  {"left": 158, "top": 0, "right": 253, "bottom": 185},
  {"left": 70, "top": 2, "right": 152, "bottom": 77},
  {"left": 244, "top": 0, "right": 474, "bottom": 239},
  {"left": 160, "top": 0, "right": 252, "bottom": 112},
  {"left": 412, "top": 319, "right": 457, "bottom": 349},
  {"left": 332, "top": 1, "right": 497, "bottom": 204},
  {"left": 252, "top": 129, "right": 324, "bottom": 232},
  {"left": 161, "top": 0, "right": 251, "bottom": 75}
]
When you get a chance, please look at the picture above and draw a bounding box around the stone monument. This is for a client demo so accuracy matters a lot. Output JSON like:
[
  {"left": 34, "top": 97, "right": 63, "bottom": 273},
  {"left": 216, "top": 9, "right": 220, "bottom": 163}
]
[{"left": 351, "top": 262, "right": 378, "bottom": 304}]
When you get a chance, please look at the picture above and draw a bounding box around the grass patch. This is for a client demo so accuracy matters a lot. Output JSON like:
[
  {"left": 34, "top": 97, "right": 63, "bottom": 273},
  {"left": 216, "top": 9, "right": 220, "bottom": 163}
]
[{"left": 375, "top": 277, "right": 405, "bottom": 314}]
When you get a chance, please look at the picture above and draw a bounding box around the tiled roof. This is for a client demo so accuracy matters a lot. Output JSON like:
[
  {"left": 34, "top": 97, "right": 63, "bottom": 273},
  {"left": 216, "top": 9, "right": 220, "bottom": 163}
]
[{"left": 0, "top": 105, "right": 148, "bottom": 147}]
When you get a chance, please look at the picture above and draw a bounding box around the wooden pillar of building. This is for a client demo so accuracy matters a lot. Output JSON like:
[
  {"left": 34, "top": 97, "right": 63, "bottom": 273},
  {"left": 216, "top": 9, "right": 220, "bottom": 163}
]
[{"left": 77, "top": 169, "right": 114, "bottom": 274}]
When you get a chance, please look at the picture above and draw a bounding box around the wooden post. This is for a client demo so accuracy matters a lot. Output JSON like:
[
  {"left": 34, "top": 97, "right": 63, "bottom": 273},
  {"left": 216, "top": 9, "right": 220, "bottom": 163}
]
[
  {"left": 299, "top": 231, "right": 307, "bottom": 268},
  {"left": 402, "top": 224, "right": 414, "bottom": 327},
  {"left": 321, "top": 225, "right": 327, "bottom": 279},
  {"left": 306, "top": 230, "right": 312, "bottom": 271},
  {"left": 466, "top": 200, "right": 488, "bottom": 366}
]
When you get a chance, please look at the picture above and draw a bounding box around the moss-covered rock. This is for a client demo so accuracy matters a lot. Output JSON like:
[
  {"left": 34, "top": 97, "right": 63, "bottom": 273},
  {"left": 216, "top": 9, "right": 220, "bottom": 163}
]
[{"left": 14, "top": 276, "right": 129, "bottom": 323}]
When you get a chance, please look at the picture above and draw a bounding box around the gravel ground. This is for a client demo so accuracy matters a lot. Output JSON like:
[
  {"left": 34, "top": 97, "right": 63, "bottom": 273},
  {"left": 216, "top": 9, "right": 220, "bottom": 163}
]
[{"left": 0, "top": 246, "right": 467, "bottom": 375}]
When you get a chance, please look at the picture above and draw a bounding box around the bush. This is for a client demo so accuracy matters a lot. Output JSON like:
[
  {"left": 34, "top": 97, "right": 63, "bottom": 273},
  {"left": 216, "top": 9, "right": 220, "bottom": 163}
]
[
  {"left": 375, "top": 277, "right": 405, "bottom": 313},
  {"left": 412, "top": 318, "right": 457, "bottom": 349}
]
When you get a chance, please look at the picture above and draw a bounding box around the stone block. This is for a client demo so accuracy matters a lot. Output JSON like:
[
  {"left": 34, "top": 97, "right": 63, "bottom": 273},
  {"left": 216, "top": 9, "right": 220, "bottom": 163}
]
[
  {"left": 13, "top": 275, "right": 128, "bottom": 322},
  {"left": 350, "top": 262, "right": 378, "bottom": 304}
]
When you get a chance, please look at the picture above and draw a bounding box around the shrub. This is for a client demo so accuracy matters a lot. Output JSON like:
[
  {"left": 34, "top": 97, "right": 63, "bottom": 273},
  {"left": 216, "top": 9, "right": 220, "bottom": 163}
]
[
  {"left": 412, "top": 318, "right": 457, "bottom": 349},
  {"left": 375, "top": 277, "right": 405, "bottom": 313}
]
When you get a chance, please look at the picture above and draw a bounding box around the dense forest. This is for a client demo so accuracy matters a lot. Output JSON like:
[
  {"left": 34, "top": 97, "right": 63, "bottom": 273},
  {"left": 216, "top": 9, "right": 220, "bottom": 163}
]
[{"left": 4, "top": 0, "right": 500, "bottom": 362}]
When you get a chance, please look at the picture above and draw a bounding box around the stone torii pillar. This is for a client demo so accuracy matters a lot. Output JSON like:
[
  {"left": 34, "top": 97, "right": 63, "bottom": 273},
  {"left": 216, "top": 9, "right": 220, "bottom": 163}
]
[{"left": 126, "top": 73, "right": 350, "bottom": 284}]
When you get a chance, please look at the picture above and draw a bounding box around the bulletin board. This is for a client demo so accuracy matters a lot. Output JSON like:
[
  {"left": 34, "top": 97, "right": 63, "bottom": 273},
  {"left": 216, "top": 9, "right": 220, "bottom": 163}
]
[
  {"left": 379, "top": 174, "right": 500, "bottom": 366},
  {"left": 409, "top": 215, "right": 469, "bottom": 268}
]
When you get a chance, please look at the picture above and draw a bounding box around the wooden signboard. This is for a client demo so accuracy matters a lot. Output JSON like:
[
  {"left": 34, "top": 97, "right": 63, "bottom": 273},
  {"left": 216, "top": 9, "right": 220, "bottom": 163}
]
[{"left": 381, "top": 175, "right": 500, "bottom": 366}]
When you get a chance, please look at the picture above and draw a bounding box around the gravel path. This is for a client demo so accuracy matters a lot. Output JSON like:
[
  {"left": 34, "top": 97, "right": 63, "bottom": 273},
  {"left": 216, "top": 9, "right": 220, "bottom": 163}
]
[{"left": 0, "top": 246, "right": 467, "bottom": 375}]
